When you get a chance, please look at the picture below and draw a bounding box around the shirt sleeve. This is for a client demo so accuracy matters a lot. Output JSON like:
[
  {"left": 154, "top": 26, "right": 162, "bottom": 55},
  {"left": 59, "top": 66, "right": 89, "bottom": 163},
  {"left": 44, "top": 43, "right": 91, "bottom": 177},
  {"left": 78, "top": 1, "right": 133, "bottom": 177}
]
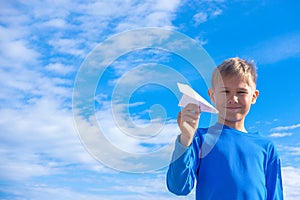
[
  {"left": 265, "top": 143, "right": 284, "bottom": 200},
  {"left": 166, "top": 134, "right": 201, "bottom": 196}
]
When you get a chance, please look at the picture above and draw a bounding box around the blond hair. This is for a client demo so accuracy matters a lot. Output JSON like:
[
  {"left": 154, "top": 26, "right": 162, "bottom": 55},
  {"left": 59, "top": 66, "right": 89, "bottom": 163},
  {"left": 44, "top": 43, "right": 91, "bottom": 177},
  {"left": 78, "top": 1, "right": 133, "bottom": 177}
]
[{"left": 211, "top": 57, "right": 257, "bottom": 89}]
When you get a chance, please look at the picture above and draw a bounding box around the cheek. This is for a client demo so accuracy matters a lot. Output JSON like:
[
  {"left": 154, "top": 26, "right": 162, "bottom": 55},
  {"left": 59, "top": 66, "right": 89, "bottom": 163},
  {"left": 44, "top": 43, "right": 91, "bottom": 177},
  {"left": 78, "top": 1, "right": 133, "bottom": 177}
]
[
  {"left": 215, "top": 98, "right": 227, "bottom": 111},
  {"left": 240, "top": 96, "right": 252, "bottom": 106},
  {"left": 215, "top": 93, "right": 227, "bottom": 103}
]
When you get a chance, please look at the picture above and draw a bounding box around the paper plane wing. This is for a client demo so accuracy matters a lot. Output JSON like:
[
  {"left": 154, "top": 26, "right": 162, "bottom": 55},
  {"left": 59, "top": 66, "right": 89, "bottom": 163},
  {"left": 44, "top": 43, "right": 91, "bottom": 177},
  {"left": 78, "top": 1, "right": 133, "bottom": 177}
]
[{"left": 177, "top": 83, "right": 218, "bottom": 114}]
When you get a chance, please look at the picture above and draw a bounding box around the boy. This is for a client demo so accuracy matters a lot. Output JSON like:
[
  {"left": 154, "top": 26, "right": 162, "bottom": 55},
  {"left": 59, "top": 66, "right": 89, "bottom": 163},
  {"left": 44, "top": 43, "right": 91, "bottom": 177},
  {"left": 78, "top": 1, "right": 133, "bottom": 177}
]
[{"left": 166, "top": 57, "right": 283, "bottom": 199}]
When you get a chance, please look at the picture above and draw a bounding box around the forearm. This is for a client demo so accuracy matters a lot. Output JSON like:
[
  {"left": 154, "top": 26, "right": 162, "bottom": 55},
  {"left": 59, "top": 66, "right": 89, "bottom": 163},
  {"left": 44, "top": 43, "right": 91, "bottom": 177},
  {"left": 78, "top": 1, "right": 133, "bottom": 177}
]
[
  {"left": 266, "top": 144, "right": 284, "bottom": 200},
  {"left": 166, "top": 137, "right": 197, "bottom": 195},
  {"left": 266, "top": 158, "right": 284, "bottom": 200}
]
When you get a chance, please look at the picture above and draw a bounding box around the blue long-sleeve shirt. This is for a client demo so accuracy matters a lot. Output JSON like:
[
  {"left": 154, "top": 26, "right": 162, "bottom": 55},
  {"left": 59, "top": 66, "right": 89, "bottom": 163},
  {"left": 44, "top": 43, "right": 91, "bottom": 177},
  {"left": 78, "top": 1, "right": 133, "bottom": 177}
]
[{"left": 167, "top": 123, "right": 283, "bottom": 200}]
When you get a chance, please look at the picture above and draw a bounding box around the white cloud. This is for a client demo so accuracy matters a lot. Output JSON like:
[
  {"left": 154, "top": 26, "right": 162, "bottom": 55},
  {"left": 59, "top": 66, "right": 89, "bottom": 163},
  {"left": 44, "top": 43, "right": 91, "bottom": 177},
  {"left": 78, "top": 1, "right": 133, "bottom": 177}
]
[
  {"left": 109, "top": 63, "right": 187, "bottom": 89},
  {"left": 153, "top": 0, "right": 181, "bottom": 11},
  {"left": 282, "top": 166, "right": 300, "bottom": 200},
  {"left": 191, "top": 2, "right": 224, "bottom": 26},
  {"left": 0, "top": 0, "right": 185, "bottom": 179},
  {"left": 269, "top": 132, "right": 293, "bottom": 138},
  {"left": 0, "top": 150, "right": 55, "bottom": 181},
  {"left": 281, "top": 145, "right": 300, "bottom": 156},
  {"left": 0, "top": 39, "right": 40, "bottom": 65},
  {"left": 41, "top": 18, "right": 67, "bottom": 29},
  {"left": 0, "top": 25, "right": 28, "bottom": 42},
  {"left": 73, "top": 75, "right": 181, "bottom": 171},
  {"left": 271, "top": 123, "right": 300, "bottom": 132},
  {"left": 193, "top": 12, "right": 208, "bottom": 25},
  {"left": 0, "top": 1, "right": 32, "bottom": 26},
  {"left": 1, "top": 0, "right": 182, "bottom": 67},
  {"left": 0, "top": 172, "right": 193, "bottom": 200},
  {"left": 3, "top": 0, "right": 298, "bottom": 199},
  {"left": 115, "top": 0, "right": 180, "bottom": 30},
  {"left": 48, "top": 38, "right": 87, "bottom": 57},
  {"left": 0, "top": 63, "right": 74, "bottom": 111},
  {"left": 0, "top": 97, "right": 112, "bottom": 182},
  {"left": 27, "top": 0, "right": 71, "bottom": 20},
  {"left": 97, "top": 102, "right": 179, "bottom": 150},
  {"left": 276, "top": 144, "right": 300, "bottom": 168},
  {"left": 212, "top": 8, "right": 222, "bottom": 16},
  {"left": 45, "top": 62, "right": 75, "bottom": 75}
]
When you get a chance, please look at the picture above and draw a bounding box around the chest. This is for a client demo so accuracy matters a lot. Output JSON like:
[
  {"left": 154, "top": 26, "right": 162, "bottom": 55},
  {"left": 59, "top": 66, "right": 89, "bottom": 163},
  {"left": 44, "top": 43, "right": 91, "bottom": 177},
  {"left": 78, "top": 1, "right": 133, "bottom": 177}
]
[{"left": 199, "top": 133, "right": 268, "bottom": 177}]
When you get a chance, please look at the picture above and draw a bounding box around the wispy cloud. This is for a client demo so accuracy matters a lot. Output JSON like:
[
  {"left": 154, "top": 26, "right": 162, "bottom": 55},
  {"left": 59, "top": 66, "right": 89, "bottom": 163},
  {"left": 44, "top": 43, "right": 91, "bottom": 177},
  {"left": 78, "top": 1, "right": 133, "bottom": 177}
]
[
  {"left": 73, "top": 97, "right": 180, "bottom": 172},
  {"left": 269, "top": 132, "right": 293, "bottom": 138},
  {"left": 282, "top": 166, "right": 300, "bottom": 200},
  {"left": 188, "top": 0, "right": 224, "bottom": 26},
  {"left": 0, "top": 97, "right": 111, "bottom": 181},
  {"left": 45, "top": 63, "right": 75, "bottom": 75},
  {"left": 193, "top": 12, "right": 208, "bottom": 25},
  {"left": 0, "top": 172, "right": 188, "bottom": 200},
  {"left": 280, "top": 145, "right": 300, "bottom": 157},
  {"left": 0, "top": 0, "right": 184, "bottom": 198},
  {"left": 268, "top": 123, "right": 300, "bottom": 138},
  {"left": 271, "top": 123, "right": 300, "bottom": 132},
  {"left": 1, "top": 0, "right": 299, "bottom": 199},
  {"left": 193, "top": 8, "right": 222, "bottom": 26}
]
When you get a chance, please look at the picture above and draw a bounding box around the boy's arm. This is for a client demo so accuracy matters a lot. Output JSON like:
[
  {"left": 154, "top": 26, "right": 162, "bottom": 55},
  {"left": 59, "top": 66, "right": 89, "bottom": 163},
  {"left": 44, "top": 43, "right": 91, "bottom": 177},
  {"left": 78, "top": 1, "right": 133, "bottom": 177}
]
[
  {"left": 166, "top": 103, "right": 201, "bottom": 195},
  {"left": 266, "top": 144, "right": 284, "bottom": 200},
  {"left": 166, "top": 134, "right": 201, "bottom": 195}
]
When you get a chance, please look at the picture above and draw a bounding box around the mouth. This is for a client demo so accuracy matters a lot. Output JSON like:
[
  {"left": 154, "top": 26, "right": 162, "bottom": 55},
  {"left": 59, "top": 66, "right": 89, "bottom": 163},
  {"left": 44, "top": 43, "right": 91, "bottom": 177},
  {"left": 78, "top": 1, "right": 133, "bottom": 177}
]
[{"left": 225, "top": 107, "right": 242, "bottom": 111}]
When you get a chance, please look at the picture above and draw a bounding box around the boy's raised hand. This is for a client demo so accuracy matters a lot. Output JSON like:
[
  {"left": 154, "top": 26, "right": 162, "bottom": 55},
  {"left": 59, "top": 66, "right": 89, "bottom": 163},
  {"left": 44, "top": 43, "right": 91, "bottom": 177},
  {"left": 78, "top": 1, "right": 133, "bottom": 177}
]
[{"left": 177, "top": 103, "right": 201, "bottom": 147}]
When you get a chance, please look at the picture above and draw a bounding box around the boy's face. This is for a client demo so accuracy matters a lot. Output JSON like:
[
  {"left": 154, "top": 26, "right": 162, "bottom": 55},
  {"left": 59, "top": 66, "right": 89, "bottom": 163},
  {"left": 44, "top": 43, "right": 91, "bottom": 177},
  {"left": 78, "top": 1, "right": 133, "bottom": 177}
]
[{"left": 209, "top": 75, "right": 259, "bottom": 126}]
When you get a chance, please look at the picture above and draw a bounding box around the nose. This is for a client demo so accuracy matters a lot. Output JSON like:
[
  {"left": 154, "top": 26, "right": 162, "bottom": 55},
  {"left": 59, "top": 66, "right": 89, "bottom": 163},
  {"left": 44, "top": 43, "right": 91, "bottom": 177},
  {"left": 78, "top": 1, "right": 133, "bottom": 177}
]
[{"left": 227, "top": 94, "right": 238, "bottom": 104}]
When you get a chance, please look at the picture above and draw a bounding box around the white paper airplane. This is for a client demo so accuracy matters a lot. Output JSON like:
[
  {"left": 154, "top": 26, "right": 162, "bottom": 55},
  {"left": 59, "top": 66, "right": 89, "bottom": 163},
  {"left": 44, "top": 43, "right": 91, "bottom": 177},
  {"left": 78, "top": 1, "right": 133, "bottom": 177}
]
[{"left": 177, "top": 83, "right": 218, "bottom": 114}]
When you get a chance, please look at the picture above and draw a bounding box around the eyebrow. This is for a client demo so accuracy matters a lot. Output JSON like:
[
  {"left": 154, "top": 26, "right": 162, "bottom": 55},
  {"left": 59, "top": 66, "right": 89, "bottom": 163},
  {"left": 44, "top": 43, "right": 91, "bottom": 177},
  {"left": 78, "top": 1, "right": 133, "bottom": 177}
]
[{"left": 218, "top": 87, "right": 249, "bottom": 90}]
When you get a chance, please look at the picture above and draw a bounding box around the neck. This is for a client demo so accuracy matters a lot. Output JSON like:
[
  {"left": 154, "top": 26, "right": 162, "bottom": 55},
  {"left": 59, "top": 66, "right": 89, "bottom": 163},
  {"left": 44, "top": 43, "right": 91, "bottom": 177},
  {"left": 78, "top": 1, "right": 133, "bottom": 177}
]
[{"left": 218, "top": 118, "right": 247, "bottom": 133}]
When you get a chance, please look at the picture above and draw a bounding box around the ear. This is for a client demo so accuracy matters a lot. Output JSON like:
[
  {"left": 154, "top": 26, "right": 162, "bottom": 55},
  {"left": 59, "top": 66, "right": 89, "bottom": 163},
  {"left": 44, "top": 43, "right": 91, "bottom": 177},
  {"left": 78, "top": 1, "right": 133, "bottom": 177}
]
[
  {"left": 251, "top": 90, "right": 259, "bottom": 104},
  {"left": 208, "top": 88, "right": 215, "bottom": 103}
]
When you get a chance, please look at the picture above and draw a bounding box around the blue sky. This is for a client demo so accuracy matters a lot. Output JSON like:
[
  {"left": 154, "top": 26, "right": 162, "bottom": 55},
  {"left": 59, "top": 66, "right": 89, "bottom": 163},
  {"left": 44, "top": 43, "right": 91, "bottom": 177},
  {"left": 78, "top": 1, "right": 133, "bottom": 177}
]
[{"left": 1, "top": 0, "right": 300, "bottom": 199}]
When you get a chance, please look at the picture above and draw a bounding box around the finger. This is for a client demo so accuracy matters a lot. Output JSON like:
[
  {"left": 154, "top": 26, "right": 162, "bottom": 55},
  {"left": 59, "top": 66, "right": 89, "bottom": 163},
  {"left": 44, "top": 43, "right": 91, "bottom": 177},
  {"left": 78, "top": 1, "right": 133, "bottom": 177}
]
[
  {"left": 178, "top": 112, "right": 196, "bottom": 124},
  {"left": 184, "top": 103, "right": 201, "bottom": 114},
  {"left": 182, "top": 109, "right": 200, "bottom": 120},
  {"left": 181, "top": 119, "right": 199, "bottom": 130},
  {"left": 181, "top": 114, "right": 199, "bottom": 124},
  {"left": 177, "top": 111, "right": 182, "bottom": 126}
]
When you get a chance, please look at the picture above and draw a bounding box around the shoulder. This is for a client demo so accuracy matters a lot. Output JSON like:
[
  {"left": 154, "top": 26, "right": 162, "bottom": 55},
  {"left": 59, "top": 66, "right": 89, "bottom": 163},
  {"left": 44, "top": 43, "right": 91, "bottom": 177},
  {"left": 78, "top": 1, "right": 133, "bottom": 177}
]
[
  {"left": 253, "top": 133, "right": 277, "bottom": 147},
  {"left": 249, "top": 133, "right": 280, "bottom": 160}
]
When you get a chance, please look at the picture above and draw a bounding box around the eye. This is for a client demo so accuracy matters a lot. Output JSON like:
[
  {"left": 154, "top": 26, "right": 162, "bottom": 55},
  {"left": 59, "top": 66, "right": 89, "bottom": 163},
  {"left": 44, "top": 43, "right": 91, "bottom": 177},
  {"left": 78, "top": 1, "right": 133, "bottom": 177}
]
[
  {"left": 238, "top": 91, "right": 248, "bottom": 95},
  {"left": 220, "top": 90, "right": 229, "bottom": 93}
]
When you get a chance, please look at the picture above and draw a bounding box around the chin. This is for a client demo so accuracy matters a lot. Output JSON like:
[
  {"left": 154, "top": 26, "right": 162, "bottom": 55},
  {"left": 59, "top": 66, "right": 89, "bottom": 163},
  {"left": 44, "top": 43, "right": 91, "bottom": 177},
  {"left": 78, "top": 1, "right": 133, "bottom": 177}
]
[
  {"left": 219, "top": 114, "right": 244, "bottom": 124},
  {"left": 225, "top": 118, "right": 242, "bottom": 123}
]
